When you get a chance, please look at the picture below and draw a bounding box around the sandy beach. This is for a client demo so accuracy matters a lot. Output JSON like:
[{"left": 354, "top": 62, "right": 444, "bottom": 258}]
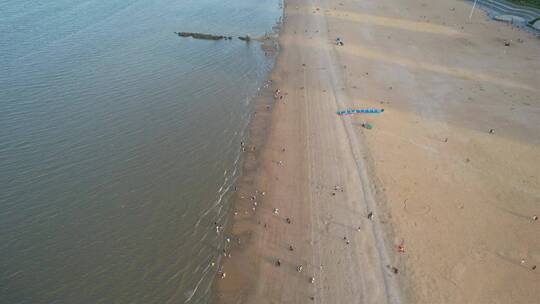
[{"left": 216, "top": 0, "right": 540, "bottom": 303}]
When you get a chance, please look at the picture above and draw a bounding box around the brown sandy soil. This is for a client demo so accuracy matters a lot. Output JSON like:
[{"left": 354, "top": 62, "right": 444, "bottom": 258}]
[{"left": 216, "top": 0, "right": 540, "bottom": 303}]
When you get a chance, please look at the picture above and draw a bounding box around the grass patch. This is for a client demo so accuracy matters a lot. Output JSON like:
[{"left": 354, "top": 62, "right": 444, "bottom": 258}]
[{"left": 505, "top": 0, "right": 540, "bottom": 9}]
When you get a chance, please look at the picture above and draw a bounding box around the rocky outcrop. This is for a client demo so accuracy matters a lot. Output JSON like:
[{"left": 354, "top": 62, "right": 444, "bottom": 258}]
[
  {"left": 175, "top": 32, "right": 232, "bottom": 40},
  {"left": 238, "top": 35, "right": 251, "bottom": 42},
  {"left": 174, "top": 32, "right": 277, "bottom": 43}
]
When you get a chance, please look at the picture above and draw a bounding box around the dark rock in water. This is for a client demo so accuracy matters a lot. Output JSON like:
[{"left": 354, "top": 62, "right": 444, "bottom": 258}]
[
  {"left": 238, "top": 35, "right": 251, "bottom": 42},
  {"left": 175, "top": 32, "right": 225, "bottom": 40},
  {"left": 175, "top": 32, "right": 258, "bottom": 43}
]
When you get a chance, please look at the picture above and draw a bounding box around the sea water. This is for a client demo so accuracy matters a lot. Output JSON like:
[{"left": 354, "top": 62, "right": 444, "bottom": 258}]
[{"left": 0, "top": 0, "right": 281, "bottom": 302}]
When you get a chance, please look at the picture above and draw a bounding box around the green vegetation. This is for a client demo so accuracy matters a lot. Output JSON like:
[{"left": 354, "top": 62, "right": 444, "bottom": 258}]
[{"left": 506, "top": 0, "right": 540, "bottom": 9}]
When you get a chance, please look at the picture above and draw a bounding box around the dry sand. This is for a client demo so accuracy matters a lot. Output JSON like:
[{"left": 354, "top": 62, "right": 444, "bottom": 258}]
[{"left": 216, "top": 0, "right": 540, "bottom": 303}]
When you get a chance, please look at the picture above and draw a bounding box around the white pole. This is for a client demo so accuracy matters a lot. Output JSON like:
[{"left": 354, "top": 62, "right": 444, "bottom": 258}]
[{"left": 469, "top": 0, "right": 479, "bottom": 19}]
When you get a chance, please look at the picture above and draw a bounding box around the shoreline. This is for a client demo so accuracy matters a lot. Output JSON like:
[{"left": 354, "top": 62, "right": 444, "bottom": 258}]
[
  {"left": 213, "top": 73, "right": 281, "bottom": 303},
  {"left": 214, "top": 0, "right": 540, "bottom": 302},
  {"left": 210, "top": 7, "right": 285, "bottom": 303}
]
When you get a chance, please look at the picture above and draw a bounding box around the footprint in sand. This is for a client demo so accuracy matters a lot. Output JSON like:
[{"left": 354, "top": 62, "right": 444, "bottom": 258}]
[
  {"left": 469, "top": 243, "right": 488, "bottom": 263},
  {"left": 321, "top": 215, "right": 333, "bottom": 233},
  {"left": 450, "top": 262, "right": 466, "bottom": 284},
  {"left": 403, "top": 199, "right": 432, "bottom": 215}
]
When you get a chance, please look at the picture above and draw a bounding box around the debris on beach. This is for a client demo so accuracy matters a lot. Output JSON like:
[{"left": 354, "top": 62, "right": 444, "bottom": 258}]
[
  {"left": 532, "top": 215, "right": 538, "bottom": 221},
  {"left": 276, "top": 259, "right": 282, "bottom": 267},
  {"left": 273, "top": 208, "right": 279, "bottom": 214},
  {"left": 362, "top": 122, "right": 373, "bottom": 130},
  {"left": 367, "top": 211, "right": 374, "bottom": 220},
  {"left": 297, "top": 265, "right": 303, "bottom": 272},
  {"left": 489, "top": 129, "right": 495, "bottom": 134},
  {"left": 386, "top": 265, "right": 399, "bottom": 274},
  {"left": 397, "top": 244, "right": 406, "bottom": 253},
  {"left": 309, "top": 277, "right": 315, "bottom": 284},
  {"left": 286, "top": 217, "right": 292, "bottom": 224},
  {"left": 289, "top": 245, "right": 294, "bottom": 251}
]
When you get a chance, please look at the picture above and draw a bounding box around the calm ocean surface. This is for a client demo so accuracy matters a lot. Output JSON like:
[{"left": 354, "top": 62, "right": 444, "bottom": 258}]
[{"left": 0, "top": 0, "right": 280, "bottom": 302}]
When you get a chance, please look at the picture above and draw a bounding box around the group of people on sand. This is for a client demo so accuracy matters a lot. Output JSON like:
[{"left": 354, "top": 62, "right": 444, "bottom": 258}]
[
  {"left": 274, "top": 89, "right": 283, "bottom": 100},
  {"left": 240, "top": 141, "right": 257, "bottom": 153},
  {"left": 269, "top": 181, "right": 321, "bottom": 300},
  {"left": 274, "top": 88, "right": 288, "bottom": 105},
  {"left": 214, "top": 222, "right": 224, "bottom": 234}
]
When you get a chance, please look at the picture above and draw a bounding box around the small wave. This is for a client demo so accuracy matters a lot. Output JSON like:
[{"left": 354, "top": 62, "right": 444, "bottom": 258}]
[{"left": 183, "top": 260, "right": 215, "bottom": 303}]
